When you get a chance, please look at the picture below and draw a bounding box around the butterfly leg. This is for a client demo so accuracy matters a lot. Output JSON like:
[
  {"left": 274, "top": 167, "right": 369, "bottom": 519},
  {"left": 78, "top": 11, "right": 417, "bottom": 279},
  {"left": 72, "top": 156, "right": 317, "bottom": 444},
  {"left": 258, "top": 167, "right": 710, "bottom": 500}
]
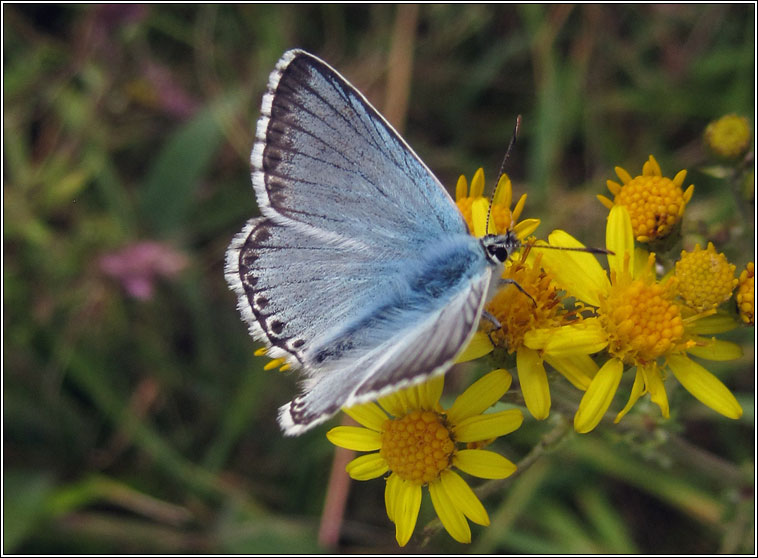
[
  {"left": 481, "top": 310, "right": 501, "bottom": 329},
  {"left": 498, "top": 278, "right": 537, "bottom": 307},
  {"left": 480, "top": 310, "right": 503, "bottom": 346}
]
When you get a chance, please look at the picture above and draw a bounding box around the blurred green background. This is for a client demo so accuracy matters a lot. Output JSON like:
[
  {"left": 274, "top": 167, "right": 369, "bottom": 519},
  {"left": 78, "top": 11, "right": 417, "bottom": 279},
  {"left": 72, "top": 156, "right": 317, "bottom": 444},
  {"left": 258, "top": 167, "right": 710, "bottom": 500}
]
[{"left": 3, "top": 4, "right": 754, "bottom": 553}]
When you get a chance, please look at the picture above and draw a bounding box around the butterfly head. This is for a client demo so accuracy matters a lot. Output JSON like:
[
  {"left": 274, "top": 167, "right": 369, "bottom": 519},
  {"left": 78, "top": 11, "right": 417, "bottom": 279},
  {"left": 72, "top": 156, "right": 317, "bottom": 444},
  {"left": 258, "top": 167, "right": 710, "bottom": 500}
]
[{"left": 481, "top": 230, "right": 521, "bottom": 265}]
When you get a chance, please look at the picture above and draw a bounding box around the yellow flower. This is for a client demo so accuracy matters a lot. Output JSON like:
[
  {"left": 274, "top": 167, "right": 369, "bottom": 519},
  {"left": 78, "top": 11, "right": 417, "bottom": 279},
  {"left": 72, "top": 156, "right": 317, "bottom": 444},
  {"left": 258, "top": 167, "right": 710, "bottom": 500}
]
[
  {"left": 455, "top": 168, "right": 539, "bottom": 238},
  {"left": 704, "top": 114, "right": 752, "bottom": 160},
  {"left": 524, "top": 205, "right": 743, "bottom": 433},
  {"left": 598, "top": 155, "right": 694, "bottom": 243},
  {"left": 735, "top": 262, "right": 755, "bottom": 325},
  {"left": 326, "top": 370, "right": 522, "bottom": 546},
  {"left": 455, "top": 169, "right": 596, "bottom": 419},
  {"left": 484, "top": 251, "right": 599, "bottom": 419},
  {"left": 675, "top": 242, "right": 738, "bottom": 312}
]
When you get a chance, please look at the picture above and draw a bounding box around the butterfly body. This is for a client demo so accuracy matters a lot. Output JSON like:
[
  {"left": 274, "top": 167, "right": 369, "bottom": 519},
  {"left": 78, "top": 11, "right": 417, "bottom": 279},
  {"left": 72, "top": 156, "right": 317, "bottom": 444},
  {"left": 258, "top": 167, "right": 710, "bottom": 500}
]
[{"left": 226, "top": 50, "right": 518, "bottom": 435}]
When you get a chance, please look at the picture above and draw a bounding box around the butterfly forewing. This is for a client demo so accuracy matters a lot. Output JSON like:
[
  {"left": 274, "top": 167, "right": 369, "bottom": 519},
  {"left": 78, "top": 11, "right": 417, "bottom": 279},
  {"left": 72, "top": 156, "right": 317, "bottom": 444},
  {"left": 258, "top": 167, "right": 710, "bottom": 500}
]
[{"left": 253, "top": 50, "right": 468, "bottom": 244}]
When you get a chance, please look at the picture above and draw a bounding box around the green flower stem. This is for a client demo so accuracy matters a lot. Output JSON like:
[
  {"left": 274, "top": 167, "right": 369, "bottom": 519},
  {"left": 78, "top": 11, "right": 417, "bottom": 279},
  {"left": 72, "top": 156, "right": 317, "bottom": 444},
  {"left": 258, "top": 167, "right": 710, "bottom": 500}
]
[{"left": 476, "top": 415, "right": 572, "bottom": 500}]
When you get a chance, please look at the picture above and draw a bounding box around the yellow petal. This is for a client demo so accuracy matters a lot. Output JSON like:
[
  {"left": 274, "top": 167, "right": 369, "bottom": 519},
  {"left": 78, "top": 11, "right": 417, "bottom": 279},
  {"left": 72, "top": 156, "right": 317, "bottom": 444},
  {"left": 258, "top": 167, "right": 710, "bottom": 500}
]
[
  {"left": 687, "top": 312, "right": 739, "bottom": 334},
  {"left": 385, "top": 472, "right": 401, "bottom": 522},
  {"left": 517, "top": 347, "right": 550, "bottom": 420},
  {"left": 394, "top": 478, "right": 422, "bottom": 547},
  {"left": 511, "top": 193, "right": 527, "bottom": 222},
  {"left": 668, "top": 355, "right": 743, "bottom": 419},
  {"left": 377, "top": 390, "right": 406, "bottom": 417},
  {"left": 453, "top": 409, "right": 524, "bottom": 443},
  {"left": 403, "top": 384, "right": 421, "bottom": 411},
  {"left": 574, "top": 358, "right": 624, "bottom": 434},
  {"left": 643, "top": 155, "right": 662, "bottom": 176},
  {"left": 471, "top": 167, "right": 485, "bottom": 198},
  {"left": 264, "top": 358, "right": 286, "bottom": 371},
  {"left": 472, "top": 198, "right": 489, "bottom": 238},
  {"left": 455, "top": 331, "right": 494, "bottom": 363},
  {"left": 607, "top": 205, "right": 635, "bottom": 278},
  {"left": 343, "top": 402, "right": 388, "bottom": 431},
  {"left": 326, "top": 426, "right": 382, "bottom": 451},
  {"left": 597, "top": 193, "right": 614, "bottom": 209},
  {"left": 672, "top": 168, "right": 687, "bottom": 188},
  {"left": 345, "top": 453, "right": 389, "bottom": 480},
  {"left": 687, "top": 338, "right": 744, "bottom": 361},
  {"left": 634, "top": 247, "right": 653, "bottom": 280},
  {"left": 453, "top": 449, "right": 517, "bottom": 479},
  {"left": 544, "top": 353, "right": 598, "bottom": 391},
  {"left": 417, "top": 374, "right": 445, "bottom": 410},
  {"left": 456, "top": 174, "right": 468, "bottom": 201},
  {"left": 493, "top": 172, "right": 512, "bottom": 209},
  {"left": 615, "top": 166, "right": 633, "bottom": 184},
  {"left": 429, "top": 478, "right": 471, "bottom": 543},
  {"left": 524, "top": 320, "right": 608, "bottom": 357},
  {"left": 683, "top": 184, "right": 694, "bottom": 203},
  {"left": 446, "top": 369, "right": 513, "bottom": 424},
  {"left": 641, "top": 363, "right": 669, "bottom": 419},
  {"left": 513, "top": 218, "right": 540, "bottom": 240},
  {"left": 606, "top": 179, "right": 622, "bottom": 195},
  {"left": 614, "top": 367, "right": 645, "bottom": 423},
  {"left": 539, "top": 231, "right": 610, "bottom": 306},
  {"left": 440, "top": 469, "right": 489, "bottom": 526}
]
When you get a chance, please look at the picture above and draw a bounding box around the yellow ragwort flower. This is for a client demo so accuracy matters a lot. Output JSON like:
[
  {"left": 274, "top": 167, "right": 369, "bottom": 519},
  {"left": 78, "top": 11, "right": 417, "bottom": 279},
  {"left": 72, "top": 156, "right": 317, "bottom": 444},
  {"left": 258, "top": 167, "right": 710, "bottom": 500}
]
[
  {"left": 675, "top": 242, "right": 738, "bottom": 312},
  {"left": 480, "top": 252, "right": 599, "bottom": 420},
  {"left": 326, "top": 370, "right": 522, "bottom": 546},
  {"left": 736, "top": 262, "right": 755, "bottom": 325},
  {"left": 598, "top": 155, "right": 694, "bottom": 243},
  {"left": 704, "top": 114, "right": 752, "bottom": 160},
  {"left": 524, "top": 205, "right": 743, "bottom": 433},
  {"left": 454, "top": 168, "right": 596, "bottom": 420},
  {"left": 455, "top": 168, "right": 539, "bottom": 238}
]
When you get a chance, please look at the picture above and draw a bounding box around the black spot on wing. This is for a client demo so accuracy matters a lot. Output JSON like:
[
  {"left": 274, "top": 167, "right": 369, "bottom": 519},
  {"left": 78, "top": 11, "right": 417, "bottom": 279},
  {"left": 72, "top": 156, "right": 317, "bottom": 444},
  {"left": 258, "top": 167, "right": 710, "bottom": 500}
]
[{"left": 238, "top": 219, "right": 304, "bottom": 363}]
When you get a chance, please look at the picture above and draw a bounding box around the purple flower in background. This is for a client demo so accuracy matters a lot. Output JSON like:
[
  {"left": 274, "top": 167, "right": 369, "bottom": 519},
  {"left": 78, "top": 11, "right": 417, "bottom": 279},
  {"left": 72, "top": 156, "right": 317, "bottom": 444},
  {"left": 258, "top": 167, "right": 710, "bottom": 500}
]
[
  {"left": 94, "top": 4, "right": 148, "bottom": 31},
  {"left": 143, "top": 61, "right": 200, "bottom": 119},
  {"left": 100, "top": 241, "right": 188, "bottom": 300}
]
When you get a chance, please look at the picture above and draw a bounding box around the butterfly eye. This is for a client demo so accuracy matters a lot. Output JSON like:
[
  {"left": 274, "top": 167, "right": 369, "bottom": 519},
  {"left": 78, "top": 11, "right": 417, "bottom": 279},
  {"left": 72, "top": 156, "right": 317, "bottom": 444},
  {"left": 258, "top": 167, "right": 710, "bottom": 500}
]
[
  {"left": 485, "top": 243, "right": 509, "bottom": 263},
  {"left": 494, "top": 246, "right": 509, "bottom": 262}
]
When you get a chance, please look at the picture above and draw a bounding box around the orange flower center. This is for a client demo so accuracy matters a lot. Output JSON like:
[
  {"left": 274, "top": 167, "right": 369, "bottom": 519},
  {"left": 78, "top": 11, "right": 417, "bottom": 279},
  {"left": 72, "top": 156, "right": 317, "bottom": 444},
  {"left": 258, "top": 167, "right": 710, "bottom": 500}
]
[
  {"left": 614, "top": 175, "right": 686, "bottom": 241},
  {"left": 736, "top": 262, "right": 755, "bottom": 325},
  {"left": 486, "top": 253, "right": 571, "bottom": 352},
  {"left": 675, "top": 243, "right": 738, "bottom": 312},
  {"left": 379, "top": 410, "right": 455, "bottom": 485},
  {"left": 600, "top": 275, "right": 685, "bottom": 365},
  {"left": 704, "top": 114, "right": 751, "bottom": 160}
]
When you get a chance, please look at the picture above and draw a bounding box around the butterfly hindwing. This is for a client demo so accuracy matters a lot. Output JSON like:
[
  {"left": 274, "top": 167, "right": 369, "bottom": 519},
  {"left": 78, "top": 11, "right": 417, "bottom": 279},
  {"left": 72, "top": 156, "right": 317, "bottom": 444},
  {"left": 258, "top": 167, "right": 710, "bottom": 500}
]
[
  {"left": 226, "top": 215, "right": 420, "bottom": 368},
  {"left": 278, "top": 268, "right": 493, "bottom": 435}
]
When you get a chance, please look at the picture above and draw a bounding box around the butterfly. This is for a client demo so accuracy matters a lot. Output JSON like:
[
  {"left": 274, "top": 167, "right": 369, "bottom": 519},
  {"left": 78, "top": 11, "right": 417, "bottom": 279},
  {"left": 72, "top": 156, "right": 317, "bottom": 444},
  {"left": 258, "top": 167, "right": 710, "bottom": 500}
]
[{"left": 225, "top": 49, "right": 521, "bottom": 435}]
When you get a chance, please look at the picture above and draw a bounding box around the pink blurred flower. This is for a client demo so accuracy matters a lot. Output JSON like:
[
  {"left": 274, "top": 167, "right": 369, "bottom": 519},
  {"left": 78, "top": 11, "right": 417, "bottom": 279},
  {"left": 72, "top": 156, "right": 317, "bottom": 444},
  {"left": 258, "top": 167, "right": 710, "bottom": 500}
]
[
  {"left": 100, "top": 241, "right": 188, "bottom": 300},
  {"left": 143, "top": 61, "right": 200, "bottom": 119}
]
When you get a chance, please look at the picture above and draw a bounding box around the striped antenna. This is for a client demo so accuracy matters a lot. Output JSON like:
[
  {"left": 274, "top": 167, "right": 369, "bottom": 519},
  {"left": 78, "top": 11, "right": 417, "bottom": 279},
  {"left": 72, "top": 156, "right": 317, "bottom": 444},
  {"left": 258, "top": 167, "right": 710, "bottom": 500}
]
[{"left": 486, "top": 115, "right": 522, "bottom": 234}]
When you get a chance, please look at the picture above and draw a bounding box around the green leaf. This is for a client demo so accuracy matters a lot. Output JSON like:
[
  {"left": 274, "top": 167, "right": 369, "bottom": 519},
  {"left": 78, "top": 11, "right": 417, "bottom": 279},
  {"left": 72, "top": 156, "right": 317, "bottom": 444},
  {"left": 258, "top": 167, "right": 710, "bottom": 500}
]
[
  {"left": 2, "top": 470, "right": 55, "bottom": 552},
  {"left": 139, "top": 104, "right": 226, "bottom": 235}
]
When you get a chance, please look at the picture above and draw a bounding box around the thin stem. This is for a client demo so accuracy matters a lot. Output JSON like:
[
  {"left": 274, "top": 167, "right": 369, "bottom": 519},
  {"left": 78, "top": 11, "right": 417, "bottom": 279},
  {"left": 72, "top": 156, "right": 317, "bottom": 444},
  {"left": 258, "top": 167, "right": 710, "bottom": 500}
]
[{"left": 476, "top": 414, "right": 572, "bottom": 500}]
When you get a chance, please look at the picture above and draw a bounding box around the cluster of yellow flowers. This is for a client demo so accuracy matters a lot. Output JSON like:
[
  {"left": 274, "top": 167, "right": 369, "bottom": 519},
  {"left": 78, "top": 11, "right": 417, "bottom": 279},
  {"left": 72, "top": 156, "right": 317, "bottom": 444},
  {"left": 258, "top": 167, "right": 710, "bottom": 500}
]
[
  {"left": 284, "top": 115, "right": 753, "bottom": 547},
  {"left": 453, "top": 151, "right": 751, "bottom": 436}
]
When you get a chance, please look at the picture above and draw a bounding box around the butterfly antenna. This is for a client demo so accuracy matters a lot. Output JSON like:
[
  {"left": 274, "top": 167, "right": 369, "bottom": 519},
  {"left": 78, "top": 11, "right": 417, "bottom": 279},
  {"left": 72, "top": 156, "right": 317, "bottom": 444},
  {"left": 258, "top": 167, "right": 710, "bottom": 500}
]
[
  {"left": 486, "top": 115, "right": 522, "bottom": 234},
  {"left": 527, "top": 242, "right": 613, "bottom": 256}
]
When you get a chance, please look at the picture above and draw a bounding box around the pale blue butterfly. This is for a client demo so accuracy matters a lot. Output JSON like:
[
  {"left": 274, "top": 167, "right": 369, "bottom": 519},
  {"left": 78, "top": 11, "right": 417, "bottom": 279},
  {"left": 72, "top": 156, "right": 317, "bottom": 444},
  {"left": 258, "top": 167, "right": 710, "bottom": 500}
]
[{"left": 225, "top": 50, "right": 520, "bottom": 435}]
